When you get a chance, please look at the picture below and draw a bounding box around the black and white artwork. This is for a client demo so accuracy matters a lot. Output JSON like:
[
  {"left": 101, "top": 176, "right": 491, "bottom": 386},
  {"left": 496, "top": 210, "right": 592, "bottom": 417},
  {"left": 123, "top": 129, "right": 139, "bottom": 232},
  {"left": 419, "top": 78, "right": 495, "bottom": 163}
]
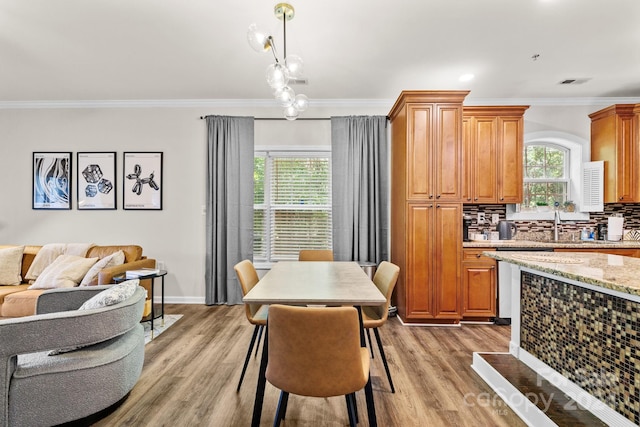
[
  {"left": 33, "top": 152, "right": 72, "bottom": 210},
  {"left": 123, "top": 152, "right": 163, "bottom": 210},
  {"left": 77, "top": 152, "right": 116, "bottom": 210}
]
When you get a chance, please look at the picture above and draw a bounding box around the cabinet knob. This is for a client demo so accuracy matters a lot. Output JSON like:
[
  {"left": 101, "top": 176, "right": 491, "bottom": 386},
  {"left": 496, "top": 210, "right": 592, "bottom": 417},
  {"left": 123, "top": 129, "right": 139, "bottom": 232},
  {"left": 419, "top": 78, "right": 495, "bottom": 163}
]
[
  {"left": 467, "top": 197, "right": 472, "bottom": 201},
  {"left": 474, "top": 197, "right": 478, "bottom": 201},
  {"left": 476, "top": 254, "right": 482, "bottom": 258},
  {"left": 620, "top": 196, "right": 624, "bottom": 200},
  {"left": 436, "top": 204, "right": 441, "bottom": 208},
  {"left": 429, "top": 194, "right": 433, "bottom": 199},
  {"left": 500, "top": 197, "right": 504, "bottom": 201},
  {"left": 436, "top": 195, "right": 441, "bottom": 199}
]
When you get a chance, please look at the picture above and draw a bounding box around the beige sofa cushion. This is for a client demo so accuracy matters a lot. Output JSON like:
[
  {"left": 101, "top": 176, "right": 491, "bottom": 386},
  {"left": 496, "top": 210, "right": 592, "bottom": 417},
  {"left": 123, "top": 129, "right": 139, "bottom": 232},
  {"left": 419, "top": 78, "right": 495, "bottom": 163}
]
[
  {"left": 80, "top": 250, "right": 125, "bottom": 286},
  {"left": 28, "top": 255, "right": 99, "bottom": 289},
  {"left": 1, "top": 289, "right": 45, "bottom": 317},
  {"left": 0, "top": 246, "right": 24, "bottom": 285}
]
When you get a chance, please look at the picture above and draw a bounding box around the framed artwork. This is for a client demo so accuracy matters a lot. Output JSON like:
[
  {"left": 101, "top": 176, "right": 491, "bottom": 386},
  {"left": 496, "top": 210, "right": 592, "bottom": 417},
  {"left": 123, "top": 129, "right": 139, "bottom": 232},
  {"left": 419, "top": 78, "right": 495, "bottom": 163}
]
[
  {"left": 123, "top": 152, "right": 163, "bottom": 210},
  {"left": 32, "top": 152, "right": 72, "bottom": 210},
  {"left": 77, "top": 152, "right": 117, "bottom": 210}
]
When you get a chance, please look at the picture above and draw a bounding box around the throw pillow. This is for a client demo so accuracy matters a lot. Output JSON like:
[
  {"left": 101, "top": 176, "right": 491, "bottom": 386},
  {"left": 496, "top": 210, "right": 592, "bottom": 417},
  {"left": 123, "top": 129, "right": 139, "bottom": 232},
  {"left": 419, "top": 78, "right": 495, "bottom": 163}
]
[
  {"left": 28, "top": 255, "right": 99, "bottom": 289},
  {"left": 0, "top": 246, "right": 24, "bottom": 286},
  {"left": 79, "top": 250, "right": 125, "bottom": 286},
  {"left": 78, "top": 279, "right": 139, "bottom": 311},
  {"left": 49, "top": 279, "right": 140, "bottom": 356}
]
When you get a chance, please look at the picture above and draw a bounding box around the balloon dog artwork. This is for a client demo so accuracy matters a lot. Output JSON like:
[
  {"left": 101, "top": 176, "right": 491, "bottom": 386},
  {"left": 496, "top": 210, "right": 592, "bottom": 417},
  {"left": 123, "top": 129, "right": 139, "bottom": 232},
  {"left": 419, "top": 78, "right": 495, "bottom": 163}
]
[{"left": 123, "top": 152, "right": 163, "bottom": 210}]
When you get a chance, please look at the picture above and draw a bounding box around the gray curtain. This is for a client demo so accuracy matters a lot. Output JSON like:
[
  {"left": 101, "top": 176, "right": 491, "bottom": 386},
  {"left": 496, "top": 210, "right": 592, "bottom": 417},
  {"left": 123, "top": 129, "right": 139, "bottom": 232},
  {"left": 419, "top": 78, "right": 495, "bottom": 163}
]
[
  {"left": 331, "top": 116, "right": 389, "bottom": 263},
  {"left": 205, "top": 116, "right": 254, "bottom": 305}
]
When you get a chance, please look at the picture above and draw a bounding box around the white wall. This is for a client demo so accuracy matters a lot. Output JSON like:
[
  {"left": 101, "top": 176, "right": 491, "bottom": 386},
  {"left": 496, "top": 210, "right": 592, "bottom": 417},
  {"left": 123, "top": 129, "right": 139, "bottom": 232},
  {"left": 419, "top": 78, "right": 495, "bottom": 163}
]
[{"left": 0, "top": 100, "right": 613, "bottom": 303}]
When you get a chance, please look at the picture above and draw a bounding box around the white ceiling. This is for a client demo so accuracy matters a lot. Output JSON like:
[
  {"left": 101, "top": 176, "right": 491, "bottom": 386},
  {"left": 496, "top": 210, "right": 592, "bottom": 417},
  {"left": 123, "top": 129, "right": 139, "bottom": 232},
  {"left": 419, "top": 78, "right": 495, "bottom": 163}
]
[{"left": 2, "top": 0, "right": 640, "bottom": 104}]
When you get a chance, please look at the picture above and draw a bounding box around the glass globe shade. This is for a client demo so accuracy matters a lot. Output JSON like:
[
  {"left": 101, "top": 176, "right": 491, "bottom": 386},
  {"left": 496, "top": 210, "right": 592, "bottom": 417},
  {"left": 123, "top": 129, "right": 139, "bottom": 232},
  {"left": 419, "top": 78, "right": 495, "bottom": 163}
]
[
  {"left": 285, "top": 54, "right": 304, "bottom": 78},
  {"left": 284, "top": 105, "right": 299, "bottom": 120},
  {"left": 247, "top": 24, "right": 271, "bottom": 52},
  {"left": 266, "top": 63, "right": 289, "bottom": 90},
  {"left": 293, "top": 94, "right": 309, "bottom": 112},
  {"left": 275, "top": 86, "right": 295, "bottom": 107}
]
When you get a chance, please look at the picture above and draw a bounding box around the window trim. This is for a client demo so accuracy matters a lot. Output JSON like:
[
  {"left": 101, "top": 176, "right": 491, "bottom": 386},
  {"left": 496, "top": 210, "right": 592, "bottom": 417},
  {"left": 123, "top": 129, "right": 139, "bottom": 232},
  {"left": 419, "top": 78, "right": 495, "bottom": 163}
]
[{"left": 507, "top": 131, "right": 590, "bottom": 221}]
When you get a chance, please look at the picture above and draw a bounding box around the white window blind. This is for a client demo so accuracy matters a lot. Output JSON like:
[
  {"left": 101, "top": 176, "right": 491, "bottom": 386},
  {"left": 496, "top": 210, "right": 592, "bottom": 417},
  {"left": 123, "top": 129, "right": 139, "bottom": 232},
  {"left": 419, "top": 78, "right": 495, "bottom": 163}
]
[
  {"left": 254, "top": 153, "right": 332, "bottom": 262},
  {"left": 581, "top": 161, "right": 603, "bottom": 212}
]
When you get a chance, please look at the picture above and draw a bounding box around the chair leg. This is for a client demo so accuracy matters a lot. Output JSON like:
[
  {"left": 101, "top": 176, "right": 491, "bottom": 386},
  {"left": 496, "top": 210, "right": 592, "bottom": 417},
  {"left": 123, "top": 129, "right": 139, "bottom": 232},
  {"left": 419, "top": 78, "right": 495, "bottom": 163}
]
[
  {"left": 237, "top": 325, "right": 260, "bottom": 392},
  {"left": 345, "top": 394, "right": 357, "bottom": 427},
  {"left": 366, "top": 328, "right": 375, "bottom": 359},
  {"left": 373, "top": 327, "right": 395, "bottom": 393},
  {"left": 254, "top": 325, "right": 264, "bottom": 358},
  {"left": 273, "top": 391, "right": 289, "bottom": 427},
  {"left": 364, "top": 376, "right": 377, "bottom": 427},
  {"left": 350, "top": 392, "right": 359, "bottom": 423}
]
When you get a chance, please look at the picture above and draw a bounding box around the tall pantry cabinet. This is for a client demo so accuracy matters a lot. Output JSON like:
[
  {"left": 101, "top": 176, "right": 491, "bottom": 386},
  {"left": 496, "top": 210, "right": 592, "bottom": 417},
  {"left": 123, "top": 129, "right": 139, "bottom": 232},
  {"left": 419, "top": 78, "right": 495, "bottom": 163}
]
[{"left": 389, "top": 91, "right": 469, "bottom": 324}]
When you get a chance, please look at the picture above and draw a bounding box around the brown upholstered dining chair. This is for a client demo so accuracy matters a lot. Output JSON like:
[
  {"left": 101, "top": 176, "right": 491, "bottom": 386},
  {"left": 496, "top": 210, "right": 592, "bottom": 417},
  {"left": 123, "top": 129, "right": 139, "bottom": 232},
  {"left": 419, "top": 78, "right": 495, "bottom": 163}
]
[
  {"left": 266, "top": 304, "right": 372, "bottom": 427},
  {"left": 298, "top": 249, "right": 334, "bottom": 261},
  {"left": 362, "top": 261, "right": 400, "bottom": 393},
  {"left": 233, "top": 259, "right": 268, "bottom": 392}
]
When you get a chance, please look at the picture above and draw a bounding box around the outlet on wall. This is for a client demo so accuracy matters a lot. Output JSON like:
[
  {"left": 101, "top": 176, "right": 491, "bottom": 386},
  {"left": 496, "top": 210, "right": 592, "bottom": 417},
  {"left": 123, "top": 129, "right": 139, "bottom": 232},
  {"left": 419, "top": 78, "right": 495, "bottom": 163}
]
[
  {"left": 492, "top": 214, "right": 500, "bottom": 224},
  {"left": 477, "top": 212, "right": 485, "bottom": 223}
]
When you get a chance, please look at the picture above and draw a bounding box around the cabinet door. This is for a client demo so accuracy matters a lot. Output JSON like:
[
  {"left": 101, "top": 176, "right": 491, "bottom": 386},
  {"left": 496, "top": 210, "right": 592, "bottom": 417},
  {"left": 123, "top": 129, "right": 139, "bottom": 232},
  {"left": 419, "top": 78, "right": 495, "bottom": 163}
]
[
  {"left": 615, "top": 114, "right": 637, "bottom": 202},
  {"left": 407, "top": 105, "right": 433, "bottom": 200},
  {"left": 497, "top": 117, "right": 523, "bottom": 203},
  {"left": 406, "top": 204, "right": 435, "bottom": 319},
  {"left": 433, "top": 203, "right": 461, "bottom": 319},
  {"left": 462, "top": 262, "right": 496, "bottom": 317},
  {"left": 434, "top": 105, "right": 463, "bottom": 201},
  {"left": 472, "top": 117, "right": 498, "bottom": 203}
]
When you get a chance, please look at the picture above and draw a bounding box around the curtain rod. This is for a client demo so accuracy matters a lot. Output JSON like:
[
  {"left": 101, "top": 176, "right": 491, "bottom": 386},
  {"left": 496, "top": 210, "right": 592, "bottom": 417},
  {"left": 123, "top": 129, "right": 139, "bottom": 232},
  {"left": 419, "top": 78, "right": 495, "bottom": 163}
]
[
  {"left": 199, "top": 116, "right": 330, "bottom": 121},
  {"left": 199, "top": 116, "right": 390, "bottom": 121}
]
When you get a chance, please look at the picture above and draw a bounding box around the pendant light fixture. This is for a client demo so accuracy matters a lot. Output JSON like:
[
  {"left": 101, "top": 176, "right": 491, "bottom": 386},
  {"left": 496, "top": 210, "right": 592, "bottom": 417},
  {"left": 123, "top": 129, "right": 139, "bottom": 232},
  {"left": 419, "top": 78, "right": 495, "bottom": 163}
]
[{"left": 247, "top": 3, "right": 309, "bottom": 120}]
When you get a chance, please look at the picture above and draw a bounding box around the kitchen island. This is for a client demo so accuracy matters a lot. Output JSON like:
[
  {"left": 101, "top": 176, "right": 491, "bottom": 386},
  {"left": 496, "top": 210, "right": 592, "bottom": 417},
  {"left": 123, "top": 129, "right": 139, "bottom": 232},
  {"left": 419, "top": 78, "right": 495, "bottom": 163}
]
[{"left": 473, "top": 251, "right": 639, "bottom": 426}]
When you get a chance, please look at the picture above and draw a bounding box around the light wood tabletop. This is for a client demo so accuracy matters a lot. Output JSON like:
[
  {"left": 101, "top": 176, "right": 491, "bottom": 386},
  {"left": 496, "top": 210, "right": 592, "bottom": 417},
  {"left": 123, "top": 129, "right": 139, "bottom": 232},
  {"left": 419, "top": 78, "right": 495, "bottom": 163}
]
[{"left": 243, "top": 261, "right": 386, "bottom": 306}]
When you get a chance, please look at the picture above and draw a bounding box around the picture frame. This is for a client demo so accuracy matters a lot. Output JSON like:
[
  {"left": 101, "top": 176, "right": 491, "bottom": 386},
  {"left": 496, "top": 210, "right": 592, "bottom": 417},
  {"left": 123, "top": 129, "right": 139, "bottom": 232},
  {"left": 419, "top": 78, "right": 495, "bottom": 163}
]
[
  {"left": 32, "top": 152, "right": 72, "bottom": 210},
  {"left": 123, "top": 152, "right": 163, "bottom": 210},
  {"left": 77, "top": 152, "right": 117, "bottom": 210}
]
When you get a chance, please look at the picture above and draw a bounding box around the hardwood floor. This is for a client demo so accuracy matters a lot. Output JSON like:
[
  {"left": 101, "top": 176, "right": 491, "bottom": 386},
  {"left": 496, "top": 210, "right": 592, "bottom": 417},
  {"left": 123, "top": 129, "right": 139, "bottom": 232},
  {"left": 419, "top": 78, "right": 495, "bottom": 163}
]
[{"left": 93, "top": 304, "right": 526, "bottom": 427}]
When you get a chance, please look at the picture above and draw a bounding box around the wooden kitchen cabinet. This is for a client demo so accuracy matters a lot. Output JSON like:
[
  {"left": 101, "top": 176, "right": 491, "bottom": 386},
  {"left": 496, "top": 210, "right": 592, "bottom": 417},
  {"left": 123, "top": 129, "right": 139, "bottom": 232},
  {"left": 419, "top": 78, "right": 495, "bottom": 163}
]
[
  {"left": 462, "top": 106, "right": 528, "bottom": 204},
  {"left": 590, "top": 104, "right": 638, "bottom": 203},
  {"left": 462, "top": 249, "right": 496, "bottom": 319},
  {"left": 406, "top": 203, "right": 462, "bottom": 319},
  {"left": 389, "top": 91, "right": 468, "bottom": 324},
  {"left": 406, "top": 102, "right": 464, "bottom": 201}
]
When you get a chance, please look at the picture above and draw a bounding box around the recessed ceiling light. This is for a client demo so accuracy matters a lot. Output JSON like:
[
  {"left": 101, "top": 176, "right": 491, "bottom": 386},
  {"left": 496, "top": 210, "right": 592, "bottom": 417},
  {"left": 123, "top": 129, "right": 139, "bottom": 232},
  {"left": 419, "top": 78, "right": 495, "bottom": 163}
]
[{"left": 459, "top": 74, "right": 475, "bottom": 82}]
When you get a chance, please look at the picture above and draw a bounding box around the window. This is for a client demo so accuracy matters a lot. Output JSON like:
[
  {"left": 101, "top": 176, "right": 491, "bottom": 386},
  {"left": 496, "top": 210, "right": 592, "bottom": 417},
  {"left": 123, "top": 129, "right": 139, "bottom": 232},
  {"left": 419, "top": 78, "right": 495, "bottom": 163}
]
[
  {"left": 254, "top": 151, "right": 332, "bottom": 263},
  {"left": 507, "top": 131, "right": 590, "bottom": 221},
  {"left": 523, "top": 143, "right": 569, "bottom": 209}
]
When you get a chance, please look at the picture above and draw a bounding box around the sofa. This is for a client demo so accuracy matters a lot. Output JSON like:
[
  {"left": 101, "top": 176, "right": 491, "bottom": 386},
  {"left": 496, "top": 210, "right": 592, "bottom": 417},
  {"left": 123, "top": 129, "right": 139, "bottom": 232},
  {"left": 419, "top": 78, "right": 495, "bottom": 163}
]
[
  {"left": 0, "top": 284, "right": 146, "bottom": 427},
  {"left": 0, "top": 244, "right": 155, "bottom": 318}
]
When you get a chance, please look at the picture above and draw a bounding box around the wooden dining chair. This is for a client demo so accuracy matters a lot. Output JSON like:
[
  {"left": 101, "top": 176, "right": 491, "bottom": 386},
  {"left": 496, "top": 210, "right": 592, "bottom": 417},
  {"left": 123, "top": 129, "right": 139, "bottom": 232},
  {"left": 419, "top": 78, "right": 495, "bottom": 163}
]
[
  {"left": 266, "top": 304, "right": 373, "bottom": 427},
  {"left": 233, "top": 259, "right": 268, "bottom": 392},
  {"left": 362, "top": 261, "right": 400, "bottom": 393},
  {"left": 298, "top": 249, "right": 334, "bottom": 261}
]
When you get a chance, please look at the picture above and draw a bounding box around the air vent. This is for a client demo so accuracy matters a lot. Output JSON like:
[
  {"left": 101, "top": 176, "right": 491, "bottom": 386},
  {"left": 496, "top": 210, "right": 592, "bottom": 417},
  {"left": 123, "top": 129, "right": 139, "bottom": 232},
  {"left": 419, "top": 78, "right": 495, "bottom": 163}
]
[
  {"left": 559, "top": 78, "right": 591, "bottom": 85},
  {"left": 289, "top": 78, "right": 308, "bottom": 85}
]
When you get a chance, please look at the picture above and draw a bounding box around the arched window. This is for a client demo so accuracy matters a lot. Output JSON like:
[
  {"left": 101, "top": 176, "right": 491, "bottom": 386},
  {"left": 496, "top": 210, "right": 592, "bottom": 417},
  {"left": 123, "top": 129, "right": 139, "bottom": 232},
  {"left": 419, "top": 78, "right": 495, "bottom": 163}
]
[
  {"left": 523, "top": 143, "right": 569, "bottom": 208},
  {"left": 507, "top": 131, "right": 591, "bottom": 220}
]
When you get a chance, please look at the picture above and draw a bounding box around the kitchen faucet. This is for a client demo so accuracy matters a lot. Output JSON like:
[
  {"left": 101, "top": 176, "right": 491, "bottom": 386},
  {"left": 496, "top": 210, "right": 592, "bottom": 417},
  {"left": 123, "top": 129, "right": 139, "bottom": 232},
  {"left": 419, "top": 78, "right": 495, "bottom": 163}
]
[{"left": 553, "top": 210, "right": 561, "bottom": 241}]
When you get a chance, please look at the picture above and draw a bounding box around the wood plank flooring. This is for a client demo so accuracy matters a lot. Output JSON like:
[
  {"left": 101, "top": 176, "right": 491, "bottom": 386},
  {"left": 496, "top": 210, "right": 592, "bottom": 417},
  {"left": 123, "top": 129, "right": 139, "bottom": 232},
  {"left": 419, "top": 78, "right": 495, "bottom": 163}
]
[{"left": 92, "top": 305, "right": 526, "bottom": 426}]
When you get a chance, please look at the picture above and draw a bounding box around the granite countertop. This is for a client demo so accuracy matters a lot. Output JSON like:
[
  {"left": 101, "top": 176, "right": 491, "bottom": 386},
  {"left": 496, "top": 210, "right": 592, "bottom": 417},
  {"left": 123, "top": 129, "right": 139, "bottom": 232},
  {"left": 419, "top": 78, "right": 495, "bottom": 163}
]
[
  {"left": 483, "top": 250, "right": 640, "bottom": 297},
  {"left": 463, "top": 239, "right": 640, "bottom": 249}
]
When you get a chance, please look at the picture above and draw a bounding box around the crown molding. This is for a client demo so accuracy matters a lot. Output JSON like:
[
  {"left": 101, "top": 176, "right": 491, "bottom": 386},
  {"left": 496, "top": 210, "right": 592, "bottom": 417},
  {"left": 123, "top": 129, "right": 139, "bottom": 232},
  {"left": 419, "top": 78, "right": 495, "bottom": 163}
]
[{"left": 0, "top": 97, "right": 638, "bottom": 110}]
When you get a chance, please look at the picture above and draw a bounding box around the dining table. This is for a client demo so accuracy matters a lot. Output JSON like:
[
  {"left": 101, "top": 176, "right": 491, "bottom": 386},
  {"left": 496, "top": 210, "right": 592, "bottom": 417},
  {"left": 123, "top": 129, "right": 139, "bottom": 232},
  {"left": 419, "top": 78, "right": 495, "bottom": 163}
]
[{"left": 243, "top": 261, "right": 387, "bottom": 427}]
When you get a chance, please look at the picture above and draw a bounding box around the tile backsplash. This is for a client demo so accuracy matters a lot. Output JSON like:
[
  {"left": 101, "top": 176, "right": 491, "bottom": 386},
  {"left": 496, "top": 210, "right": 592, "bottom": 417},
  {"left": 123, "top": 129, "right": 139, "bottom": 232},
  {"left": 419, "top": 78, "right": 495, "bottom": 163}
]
[{"left": 464, "top": 203, "right": 640, "bottom": 240}]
